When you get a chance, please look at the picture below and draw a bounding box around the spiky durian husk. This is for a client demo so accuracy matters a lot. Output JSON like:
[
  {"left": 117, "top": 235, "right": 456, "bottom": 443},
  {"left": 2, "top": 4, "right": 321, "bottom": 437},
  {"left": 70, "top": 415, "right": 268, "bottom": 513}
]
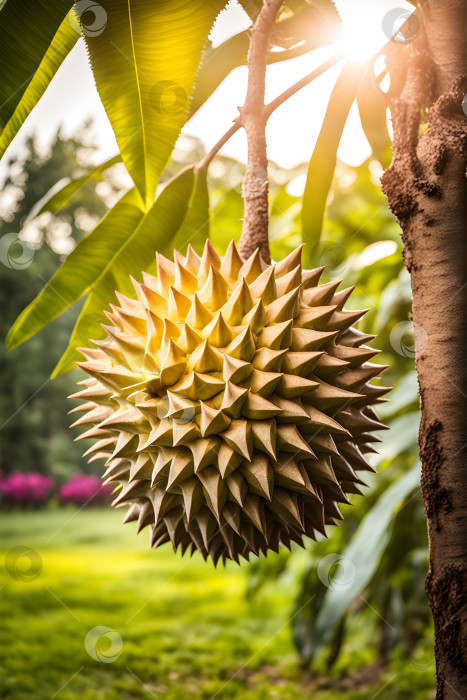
[{"left": 70, "top": 241, "right": 389, "bottom": 564}]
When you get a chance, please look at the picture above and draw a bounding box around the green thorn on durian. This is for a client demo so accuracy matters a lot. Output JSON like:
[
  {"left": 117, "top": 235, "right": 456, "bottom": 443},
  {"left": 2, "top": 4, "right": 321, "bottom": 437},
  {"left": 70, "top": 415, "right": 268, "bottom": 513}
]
[
  {"left": 240, "top": 454, "right": 274, "bottom": 501},
  {"left": 222, "top": 355, "right": 253, "bottom": 384},
  {"left": 243, "top": 494, "right": 268, "bottom": 536},
  {"left": 257, "top": 319, "right": 293, "bottom": 350},
  {"left": 198, "top": 467, "right": 227, "bottom": 521},
  {"left": 139, "top": 284, "right": 168, "bottom": 314},
  {"left": 217, "top": 443, "right": 243, "bottom": 478},
  {"left": 167, "top": 286, "right": 191, "bottom": 324},
  {"left": 172, "top": 372, "right": 225, "bottom": 401},
  {"left": 223, "top": 326, "right": 256, "bottom": 362},
  {"left": 188, "top": 437, "right": 220, "bottom": 472},
  {"left": 240, "top": 248, "right": 265, "bottom": 283},
  {"left": 226, "top": 471, "right": 248, "bottom": 507},
  {"left": 179, "top": 477, "right": 204, "bottom": 521},
  {"left": 156, "top": 253, "right": 175, "bottom": 295},
  {"left": 166, "top": 392, "right": 198, "bottom": 421},
  {"left": 274, "top": 245, "right": 303, "bottom": 277},
  {"left": 221, "top": 419, "right": 253, "bottom": 460},
  {"left": 220, "top": 381, "right": 249, "bottom": 419},
  {"left": 167, "top": 452, "right": 194, "bottom": 488},
  {"left": 276, "top": 424, "right": 315, "bottom": 458},
  {"left": 296, "top": 305, "right": 337, "bottom": 330},
  {"left": 200, "top": 402, "right": 231, "bottom": 437},
  {"left": 291, "top": 328, "right": 339, "bottom": 351},
  {"left": 187, "top": 339, "right": 223, "bottom": 374},
  {"left": 219, "top": 240, "right": 243, "bottom": 283},
  {"left": 276, "top": 374, "right": 319, "bottom": 399},
  {"left": 198, "top": 240, "right": 221, "bottom": 286},
  {"left": 186, "top": 293, "right": 213, "bottom": 330},
  {"left": 242, "top": 393, "right": 283, "bottom": 420},
  {"left": 172, "top": 419, "right": 200, "bottom": 446},
  {"left": 203, "top": 311, "right": 234, "bottom": 347},
  {"left": 243, "top": 368, "right": 283, "bottom": 398},
  {"left": 264, "top": 287, "right": 300, "bottom": 324},
  {"left": 177, "top": 323, "right": 203, "bottom": 354},
  {"left": 223, "top": 502, "right": 242, "bottom": 535},
  {"left": 248, "top": 266, "right": 277, "bottom": 305},
  {"left": 282, "top": 351, "right": 323, "bottom": 375},
  {"left": 174, "top": 256, "right": 198, "bottom": 295},
  {"left": 275, "top": 265, "right": 302, "bottom": 296},
  {"left": 251, "top": 420, "right": 277, "bottom": 460},
  {"left": 160, "top": 339, "right": 186, "bottom": 387},
  {"left": 302, "top": 279, "right": 341, "bottom": 306},
  {"left": 252, "top": 347, "right": 287, "bottom": 372},
  {"left": 184, "top": 244, "right": 201, "bottom": 274},
  {"left": 221, "top": 278, "right": 253, "bottom": 325},
  {"left": 198, "top": 266, "right": 228, "bottom": 311},
  {"left": 242, "top": 299, "right": 266, "bottom": 334}
]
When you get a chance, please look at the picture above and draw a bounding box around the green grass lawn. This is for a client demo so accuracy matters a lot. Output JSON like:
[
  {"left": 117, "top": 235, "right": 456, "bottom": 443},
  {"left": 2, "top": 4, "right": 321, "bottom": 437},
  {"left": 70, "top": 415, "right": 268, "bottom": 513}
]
[{"left": 0, "top": 508, "right": 435, "bottom": 700}]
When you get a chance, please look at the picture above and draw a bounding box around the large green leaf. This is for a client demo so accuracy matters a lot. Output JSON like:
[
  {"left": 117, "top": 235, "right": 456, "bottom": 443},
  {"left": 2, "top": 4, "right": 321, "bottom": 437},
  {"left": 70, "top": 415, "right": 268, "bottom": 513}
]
[
  {"left": 172, "top": 168, "right": 210, "bottom": 255},
  {"left": 52, "top": 167, "right": 195, "bottom": 376},
  {"left": 7, "top": 189, "right": 145, "bottom": 350},
  {"left": 0, "top": 0, "right": 75, "bottom": 134},
  {"left": 84, "top": 0, "right": 224, "bottom": 209},
  {"left": 309, "top": 460, "right": 421, "bottom": 661},
  {"left": 301, "top": 61, "right": 362, "bottom": 266},
  {"left": 32, "top": 154, "right": 123, "bottom": 217},
  {"left": 357, "top": 66, "right": 391, "bottom": 168}
]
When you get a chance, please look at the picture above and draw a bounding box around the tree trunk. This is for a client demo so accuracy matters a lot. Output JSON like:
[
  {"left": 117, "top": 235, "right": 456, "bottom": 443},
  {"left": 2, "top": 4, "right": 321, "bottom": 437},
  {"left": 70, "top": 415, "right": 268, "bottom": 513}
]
[{"left": 381, "top": 2, "right": 467, "bottom": 697}]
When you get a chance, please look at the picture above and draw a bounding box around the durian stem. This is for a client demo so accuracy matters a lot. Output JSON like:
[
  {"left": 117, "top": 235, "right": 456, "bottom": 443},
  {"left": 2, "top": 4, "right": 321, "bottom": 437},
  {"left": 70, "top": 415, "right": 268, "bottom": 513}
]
[{"left": 237, "top": 0, "right": 284, "bottom": 264}]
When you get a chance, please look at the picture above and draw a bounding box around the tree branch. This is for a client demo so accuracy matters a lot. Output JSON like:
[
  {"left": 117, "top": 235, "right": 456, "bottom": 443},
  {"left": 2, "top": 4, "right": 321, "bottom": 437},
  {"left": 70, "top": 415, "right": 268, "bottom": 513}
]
[
  {"left": 237, "top": 0, "right": 284, "bottom": 263},
  {"left": 194, "top": 50, "right": 343, "bottom": 173}
]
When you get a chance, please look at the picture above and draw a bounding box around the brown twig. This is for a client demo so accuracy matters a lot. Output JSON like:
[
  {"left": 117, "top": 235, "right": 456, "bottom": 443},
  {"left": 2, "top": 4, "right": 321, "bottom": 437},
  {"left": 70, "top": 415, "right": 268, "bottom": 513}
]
[
  {"left": 194, "top": 50, "right": 343, "bottom": 172},
  {"left": 236, "top": 0, "right": 284, "bottom": 263}
]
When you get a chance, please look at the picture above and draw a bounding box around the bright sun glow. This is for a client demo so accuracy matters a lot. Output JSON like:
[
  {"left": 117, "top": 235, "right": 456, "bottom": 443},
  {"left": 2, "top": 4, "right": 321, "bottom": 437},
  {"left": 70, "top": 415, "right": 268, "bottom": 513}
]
[{"left": 335, "top": 0, "right": 416, "bottom": 61}]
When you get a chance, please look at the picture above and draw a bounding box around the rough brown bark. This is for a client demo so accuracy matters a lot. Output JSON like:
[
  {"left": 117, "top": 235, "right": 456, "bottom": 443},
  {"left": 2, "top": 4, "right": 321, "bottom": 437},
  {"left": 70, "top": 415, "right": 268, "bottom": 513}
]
[
  {"left": 381, "top": 2, "right": 467, "bottom": 697},
  {"left": 237, "top": 0, "right": 283, "bottom": 263}
]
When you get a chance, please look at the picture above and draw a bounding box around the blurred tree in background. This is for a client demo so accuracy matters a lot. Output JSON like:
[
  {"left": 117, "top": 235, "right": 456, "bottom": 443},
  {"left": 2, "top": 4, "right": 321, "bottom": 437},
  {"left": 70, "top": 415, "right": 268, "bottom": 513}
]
[{"left": 0, "top": 124, "right": 123, "bottom": 481}]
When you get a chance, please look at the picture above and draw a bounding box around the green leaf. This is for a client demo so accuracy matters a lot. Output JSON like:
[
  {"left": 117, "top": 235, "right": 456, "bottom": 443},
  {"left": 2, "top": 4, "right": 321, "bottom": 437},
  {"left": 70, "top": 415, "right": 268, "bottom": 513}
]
[
  {"left": 84, "top": 0, "right": 224, "bottom": 208},
  {"left": 32, "top": 154, "right": 123, "bottom": 217},
  {"left": 377, "top": 372, "right": 419, "bottom": 420},
  {"left": 52, "top": 167, "right": 195, "bottom": 376},
  {"left": 7, "top": 189, "right": 145, "bottom": 351},
  {"left": 377, "top": 412, "right": 420, "bottom": 462},
  {"left": 310, "top": 460, "right": 421, "bottom": 661},
  {"left": 0, "top": 0, "right": 75, "bottom": 135},
  {"left": 301, "top": 61, "right": 362, "bottom": 266},
  {"left": 357, "top": 66, "right": 391, "bottom": 168},
  {"left": 172, "top": 168, "right": 210, "bottom": 255}
]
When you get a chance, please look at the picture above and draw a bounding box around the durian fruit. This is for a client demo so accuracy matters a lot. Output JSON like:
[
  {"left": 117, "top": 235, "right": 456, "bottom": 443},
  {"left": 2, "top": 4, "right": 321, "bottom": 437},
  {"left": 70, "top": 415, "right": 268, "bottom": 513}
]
[{"left": 70, "top": 241, "right": 389, "bottom": 564}]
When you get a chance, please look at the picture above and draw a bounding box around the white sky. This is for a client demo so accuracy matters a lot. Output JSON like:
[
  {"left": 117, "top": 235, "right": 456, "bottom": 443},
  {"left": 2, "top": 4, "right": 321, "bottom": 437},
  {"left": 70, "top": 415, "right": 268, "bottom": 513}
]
[{"left": 0, "top": 0, "right": 413, "bottom": 186}]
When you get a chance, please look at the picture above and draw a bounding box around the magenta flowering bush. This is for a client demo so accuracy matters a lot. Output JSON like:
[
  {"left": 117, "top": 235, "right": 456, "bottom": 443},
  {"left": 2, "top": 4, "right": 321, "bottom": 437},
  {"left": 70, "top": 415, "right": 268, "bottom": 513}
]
[
  {"left": 58, "top": 473, "right": 113, "bottom": 507},
  {"left": 0, "top": 471, "right": 54, "bottom": 507}
]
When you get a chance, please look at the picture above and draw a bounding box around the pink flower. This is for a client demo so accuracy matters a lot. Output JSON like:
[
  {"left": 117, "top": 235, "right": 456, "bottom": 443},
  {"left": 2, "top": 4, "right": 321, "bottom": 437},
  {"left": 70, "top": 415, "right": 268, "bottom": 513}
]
[
  {"left": 0, "top": 471, "right": 54, "bottom": 505},
  {"left": 58, "top": 473, "right": 112, "bottom": 507}
]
